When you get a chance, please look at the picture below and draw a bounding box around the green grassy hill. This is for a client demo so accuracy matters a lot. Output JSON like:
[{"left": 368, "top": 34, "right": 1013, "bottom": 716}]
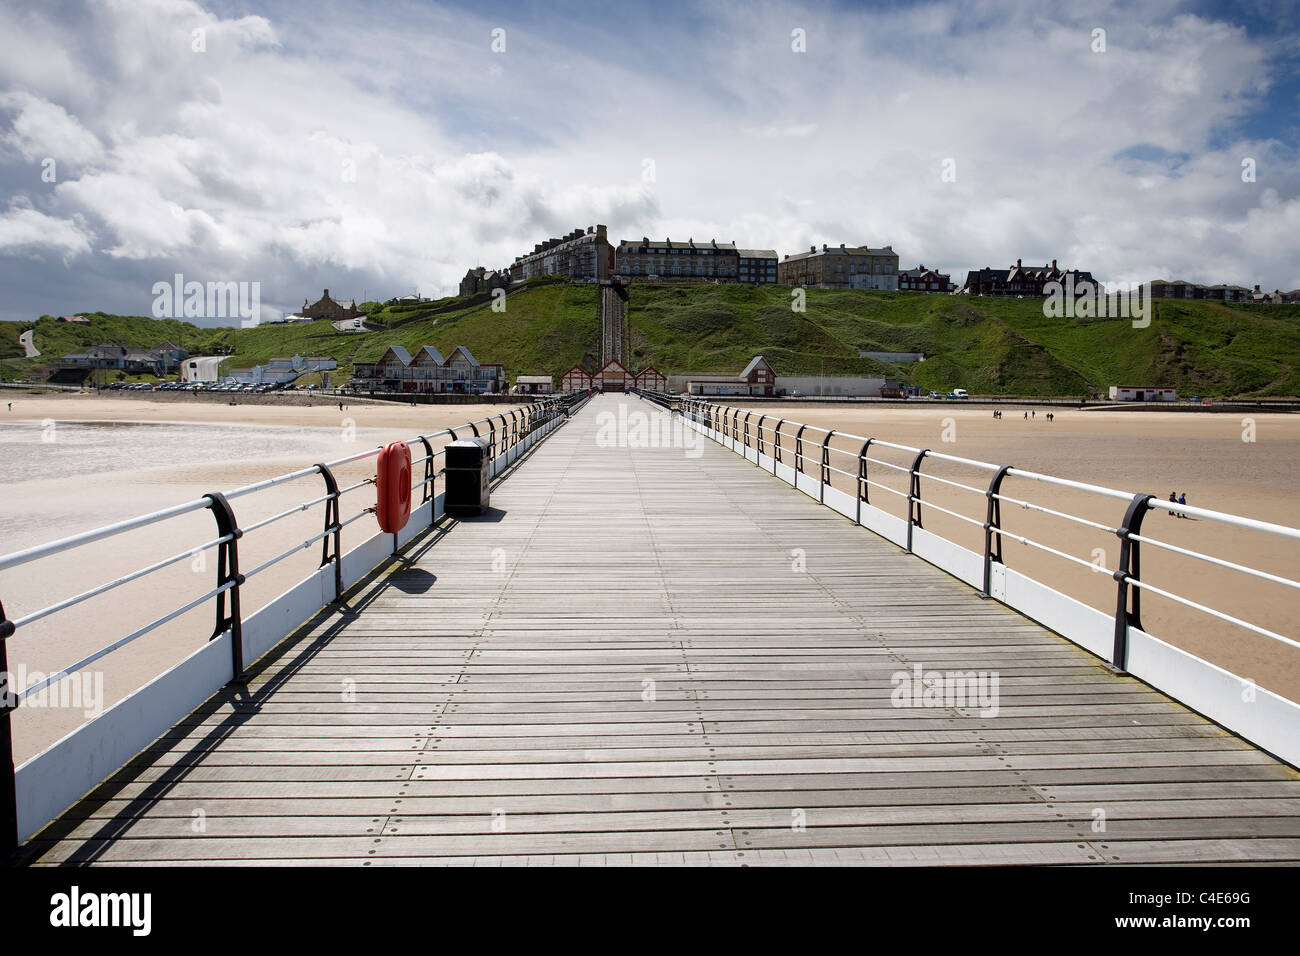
[{"left": 4, "top": 283, "right": 1299, "bottom": 397}]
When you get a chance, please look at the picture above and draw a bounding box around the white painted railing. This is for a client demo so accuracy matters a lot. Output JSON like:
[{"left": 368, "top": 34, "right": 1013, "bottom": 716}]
[{"left": 666, "top": 393, "right": 1300, "bottom": 770}]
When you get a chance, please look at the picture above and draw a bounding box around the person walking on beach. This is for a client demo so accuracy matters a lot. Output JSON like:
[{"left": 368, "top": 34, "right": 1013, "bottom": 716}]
[
  {"left": 1169, "top": 491, "right": 1178, "bottom": 515},
  {"left": 1178, "top": 492, "right": 1188, "bottom": 517},
  {"left": 1024, "top": 411, "right": 1028, "bottom": 420}
]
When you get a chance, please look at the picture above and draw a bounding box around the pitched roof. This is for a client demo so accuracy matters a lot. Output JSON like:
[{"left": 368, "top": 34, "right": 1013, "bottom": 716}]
[
  {"left": 737, "top": 249, "right": 777, "bottom": 259},
  {"left": 380, "top": 346, "right": 412, "bottom": 365},
  {"left": 739, "top": 355, "right": 773, "bottom": 378},
  {"left": 597, "top": 358, "right": 630, "bottom": 373},
  {"left": 445, "top": 345, "right": 479, "bottom": 366},
  {"left": 414, "top": 345, "right": 445, "bottom": 365}
]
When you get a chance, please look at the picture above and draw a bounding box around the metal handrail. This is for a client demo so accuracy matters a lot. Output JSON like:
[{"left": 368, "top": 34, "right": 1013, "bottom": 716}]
[{"left": 680, "top": 397, "right": 1299, "bottom": 669}]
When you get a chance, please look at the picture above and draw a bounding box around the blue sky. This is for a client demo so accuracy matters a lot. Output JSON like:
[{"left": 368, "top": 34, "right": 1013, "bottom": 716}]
[{"left": 0, "top": 0, "right": 1297, "bottom": 325}]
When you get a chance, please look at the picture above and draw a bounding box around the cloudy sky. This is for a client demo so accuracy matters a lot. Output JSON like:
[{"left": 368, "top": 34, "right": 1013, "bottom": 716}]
[{"left": 0, "top": 0, "right": 1296, "bottom": 324}]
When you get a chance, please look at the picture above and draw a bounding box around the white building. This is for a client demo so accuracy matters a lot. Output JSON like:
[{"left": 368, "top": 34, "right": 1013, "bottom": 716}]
[{"left": 1109, "top": 385, "right": 1176, "bottom": 402}]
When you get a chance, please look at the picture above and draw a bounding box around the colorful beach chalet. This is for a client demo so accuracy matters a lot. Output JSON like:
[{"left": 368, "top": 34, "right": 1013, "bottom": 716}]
[{"left": 350, "top": 345, "right": 504, "bottom": 394}]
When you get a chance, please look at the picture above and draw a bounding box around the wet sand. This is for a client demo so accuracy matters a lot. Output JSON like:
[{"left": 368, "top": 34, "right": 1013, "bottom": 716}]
[
  {"left": 727, "top": 402, "right": 1300, "bottom": 706},
  {"left": 0, "top": 397, "right": 523, "bottom": 761}
]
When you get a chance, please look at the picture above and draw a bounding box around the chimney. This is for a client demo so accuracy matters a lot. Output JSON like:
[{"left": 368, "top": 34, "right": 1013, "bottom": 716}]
[
  {"left": 1016, "top": 259, "right": 1021, "bottom": 269},
  {"left": 811, "top": 245, "right": 816, "bottom": 253},
  {"left": 840, "top": 243, "right": 845, "bottom": 248},
  {"left": 822, "top": 244, "right": 828, "bottom": 251},
  {"left": 1052, "top": 259, "right": 1058, "bottom": 270},
  {"left": 1254, "top": 284, "right": 1261, "bottom": 292}
]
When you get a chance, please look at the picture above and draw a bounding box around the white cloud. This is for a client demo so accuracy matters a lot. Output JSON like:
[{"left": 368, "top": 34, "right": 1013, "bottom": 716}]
[
  {"left": 0, "top": 92, "right": 104, "bottom": 167},
  {"left": 0, "top": 201, "right": 92, "bottom": 260}
]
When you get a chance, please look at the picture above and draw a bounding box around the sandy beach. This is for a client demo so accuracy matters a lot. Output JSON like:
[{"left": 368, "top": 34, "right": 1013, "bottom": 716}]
[{"left": 727, "top": 402, "right": 1300, "bottom": 707}]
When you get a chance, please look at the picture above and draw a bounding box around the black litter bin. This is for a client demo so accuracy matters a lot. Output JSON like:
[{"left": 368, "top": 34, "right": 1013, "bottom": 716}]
[{"left": 444, "top": 437, "right": 490, "bottom": 516}]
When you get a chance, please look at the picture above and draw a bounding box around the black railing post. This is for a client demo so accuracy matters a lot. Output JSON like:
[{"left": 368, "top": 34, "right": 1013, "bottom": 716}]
[
  {"left": 979, "top": 465, "right": 1013, "bottom": 598},
  {"left": 773, "top": 419, "right": 784, "bottom": 464},
  {"left": 508, "top": 410, "right": 518, "bottom": 449},
  {"left": 316, "top": 463, "right": 344, "bottom": 601},
  {"left": 819, "top": 430, "right": 835, "bottom": 497},
  {"left": 416, "top": 436, "right": 435, "bottom": 504},
  {"left": 756, "top": 415, "right": 766, "bottom": 455},
  {"left": 205, "top": 492, "right": 246, "bottom": 683},
  {"left": 416, "top": 435, "right": 437, "bottom": 528},
  {"left": 469, "top": 421, "right": 479, "bottom": 438},
  {"left": 743, "top": 412, "right": 751, "bottom": 448},
  {"left": 487, "top": 418, "right": 496, "bottom": 464},
  {"left": 906, "top": 449, "right": 929, "bottom": 553},
  {"left": 1112, "top": 493, "right": 1155, "bottom": 671},
  {"left": 498, "top": 414, "right": 509, "bottom": 452},
  {"left": 857, "top": 438, "right": 874, "bottom": 504},
  {"left": 0, "top": 599, "right": 17, "bottom": 856},
  {"left": 794, "top": 425, "right": 807, "bottom": 473}
]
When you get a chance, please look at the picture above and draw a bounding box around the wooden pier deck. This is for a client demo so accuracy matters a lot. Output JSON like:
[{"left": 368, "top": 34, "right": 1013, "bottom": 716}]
[{"left": 23, "top": 394, "right": 1300, "bottom": 865}]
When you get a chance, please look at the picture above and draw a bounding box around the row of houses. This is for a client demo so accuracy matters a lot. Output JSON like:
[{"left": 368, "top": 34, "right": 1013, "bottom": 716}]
[
  {"left": 464, "top": 226, "right": 926, "bottom": 292},
  {"left": 60, "top": 342, "right": 189, "bottom": 376},
  {"left": 349, "top": 345, "right": 505, "bottom": 395},
  {"left": 960, "top": 260, "right": 1096, "bottom": 297},
  {"left": 469, "top": 224, "right": 1300, "bottom": 302},
  {"left": 1146, "top": 281, "right": 1300, "bottom": 304}
]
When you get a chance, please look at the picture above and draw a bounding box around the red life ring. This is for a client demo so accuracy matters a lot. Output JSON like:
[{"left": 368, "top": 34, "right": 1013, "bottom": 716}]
[{"left": 376, "top": 441, "right": 411, "bottom": 533}]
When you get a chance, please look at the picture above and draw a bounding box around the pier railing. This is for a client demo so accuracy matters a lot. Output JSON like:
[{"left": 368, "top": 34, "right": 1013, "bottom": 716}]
[
  {"left": 0, "top": 391, "right": 590, "bottom": 851},
  {"left": 670, "top": 393, "right": 1300, "bottom": 768}
]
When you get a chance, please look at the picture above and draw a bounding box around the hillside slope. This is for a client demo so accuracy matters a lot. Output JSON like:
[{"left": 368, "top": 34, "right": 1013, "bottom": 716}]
[{"left": 4, "top": 284, "right": 1298, "bottom": 397}]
